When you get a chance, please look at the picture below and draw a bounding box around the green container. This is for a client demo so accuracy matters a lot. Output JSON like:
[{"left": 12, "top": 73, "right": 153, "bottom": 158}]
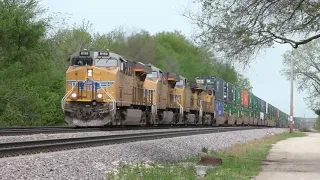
[
  {"left": 251, "top": 95, "right": 258, "bottom": 111},
  {"left": 257, "top": 97, "right": 261, "bottom": 113},
  {"left": 235, "top": 88, "right": 242, "bottom": 106},
  {"left": 249, "top": 109, "right": 254, "bottom": 118},
  {"left": 252, "top": 110, "right": 256, "bottom": 118},
  {"left": 235, "top": 105, "right": 241, "bottom": 118},
  {"left": 231, "top": 105, "right": 237, "bottom": 116},
  {"left": 248, "top": 92, "right": 253, "bottom": 109},
  {"left": 242, "top": 107, "right": 248, "bottom": 118},
  {"left": 224, "top": 103, "right": 232, "bottom": 115},
  {"left": 255, "top": 110, "right": 259, "bottom": 118}
]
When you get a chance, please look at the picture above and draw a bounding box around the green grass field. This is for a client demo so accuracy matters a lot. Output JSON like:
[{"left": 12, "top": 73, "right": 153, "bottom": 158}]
[{"left": 106, "top": 131, "right": 306, "bottom": 180}]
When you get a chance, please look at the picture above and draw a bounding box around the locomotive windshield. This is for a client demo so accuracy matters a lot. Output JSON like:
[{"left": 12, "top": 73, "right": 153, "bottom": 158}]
[
  {"left": 71, "top": 57, "right": 93, "bottom": 66},
  {"left": 146, "top": 71, "right": 158, "bottom": 78},
  {"left": 95, "top": 58, "right": 118, "bottom": 67},
  {"left": 175, "top": 79, "right": 185, "bottom": 89}
]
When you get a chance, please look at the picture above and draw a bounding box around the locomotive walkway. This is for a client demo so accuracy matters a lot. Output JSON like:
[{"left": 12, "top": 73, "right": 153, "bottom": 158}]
[{"left": 254, "top": 132, "right": 320, "bottom": 180}]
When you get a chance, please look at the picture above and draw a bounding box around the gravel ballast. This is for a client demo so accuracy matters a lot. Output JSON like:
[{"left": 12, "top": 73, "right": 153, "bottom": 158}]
[
  {"left": 0, "top": 127, "right": 236, "bottom": 143},
  {"left": 0, "top": 128, "right": 286, "bottom": 180}
]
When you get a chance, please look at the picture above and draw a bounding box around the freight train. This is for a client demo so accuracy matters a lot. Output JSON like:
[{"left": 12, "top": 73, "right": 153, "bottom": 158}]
[{"left": 61, "top": 49, "right": 290, "bottom": 127}]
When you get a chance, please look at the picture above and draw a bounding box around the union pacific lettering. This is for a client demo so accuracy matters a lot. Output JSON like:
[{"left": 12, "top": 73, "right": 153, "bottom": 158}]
[{"left": 66, "top": 80, "right": 115, "bottom": 90}]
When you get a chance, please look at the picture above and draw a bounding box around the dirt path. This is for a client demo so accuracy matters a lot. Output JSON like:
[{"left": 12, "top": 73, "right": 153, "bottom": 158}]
[{"left": 254, "top": 132, "right": 320, "bottom": 180}]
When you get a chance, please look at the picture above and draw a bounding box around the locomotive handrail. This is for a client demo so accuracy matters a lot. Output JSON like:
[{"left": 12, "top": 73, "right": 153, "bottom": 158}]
[
  {"left": 151, "top": 104, "right": 157, "bottom": 115},
  {"left": 199, "top": 100, "right": 203, "bottom": 119},
  {"left": 100, "top": 87, "right": 116, "bottom": 114},
  {"left": 151, "top": 103, "right": 157, "bottom": 123},
  {"left": 61, "top": 82, "right": 77, "bottom": 111},
  {"left": 173, "top": 95, "right": 184, "bottom": 117}
]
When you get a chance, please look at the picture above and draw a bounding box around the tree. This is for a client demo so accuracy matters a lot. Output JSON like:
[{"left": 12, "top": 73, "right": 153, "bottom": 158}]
[
  {"left": 235, "top": 73, "right": 253, "bottom": 92},
  {"left": 314, "top": 110, "right": 320, "bottom": 130},
  {"left": 281, "top": 39, "right": 320, "bottom": 110},
  {"left": 49, "top": 20, "right": 93, "bottom": 71},
  {"left": 183, "top": 0, "right": 320, "bottom": 65},
  {"left": 0, "top": 0, "right": 65, "bottom": 126},
  {"left": 0, "top": 0, "right": 49, "bottom": 65}
]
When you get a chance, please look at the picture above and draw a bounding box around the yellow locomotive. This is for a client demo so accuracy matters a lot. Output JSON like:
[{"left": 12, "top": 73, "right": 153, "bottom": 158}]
[
  {"left": 62, "top": 49, "right": 217, "bottom": 127},
  {"left": 62, "top": 50, "right": 153, "bottom": 127}
]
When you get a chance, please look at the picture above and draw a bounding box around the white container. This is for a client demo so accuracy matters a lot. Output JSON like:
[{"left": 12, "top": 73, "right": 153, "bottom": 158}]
[
  {"left": 260, "top": 112, "right": 264, "bottom": 120},
  {"left": 266, "top": 103, "right": 269, "bottom": 114}
]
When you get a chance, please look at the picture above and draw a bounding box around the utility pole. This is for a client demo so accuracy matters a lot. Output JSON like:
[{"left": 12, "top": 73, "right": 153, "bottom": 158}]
[{"left": 290, "top": 57, "right": 294, "bottom": 133}]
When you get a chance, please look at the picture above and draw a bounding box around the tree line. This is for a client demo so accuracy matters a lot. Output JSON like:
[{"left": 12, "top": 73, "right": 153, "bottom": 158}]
[{"left": 0, "top": 0, "right": 252, "bottom": 126}]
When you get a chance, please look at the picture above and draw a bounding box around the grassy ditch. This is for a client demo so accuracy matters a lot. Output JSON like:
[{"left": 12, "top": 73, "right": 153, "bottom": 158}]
[{"left": 106, "top": 131, "right": 306, "bottom": 180}]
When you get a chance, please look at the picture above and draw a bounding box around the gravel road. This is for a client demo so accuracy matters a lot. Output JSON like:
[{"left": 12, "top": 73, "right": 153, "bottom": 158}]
[{"left": 0, "top": 128, "right": 286, "bottom": 180}]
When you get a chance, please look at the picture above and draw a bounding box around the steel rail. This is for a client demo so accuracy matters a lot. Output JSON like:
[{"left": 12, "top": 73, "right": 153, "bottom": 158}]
[
  {"left": 0, "top": 124, "right": 275, "bottom": 136},
  {"left": 0, "top": 126, "right": 267, "bottom": 158},
  {"left": 0, "top": 127, "right": 102, "bottom": 136}
]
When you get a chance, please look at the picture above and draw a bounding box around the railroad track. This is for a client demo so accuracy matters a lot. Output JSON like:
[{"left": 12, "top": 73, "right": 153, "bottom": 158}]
[
  {"left": 0, "top": 126, "right": 267, "bottom": 158},
  {"left": 0, "top": 127, "right": 103, "bottom": 136},
  {"left": 0, "top": 124, "right": 258, "bottom": 136}
]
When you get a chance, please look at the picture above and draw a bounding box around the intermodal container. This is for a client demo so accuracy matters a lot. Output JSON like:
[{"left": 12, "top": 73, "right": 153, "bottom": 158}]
[
  {"left": 215, "top": 101, "right": 224, "bottom": 117},
  {"left": 235, "top": 87, "right": 242, "bottom": 106},
  {"left": 212, "top": 77, "right": 224, "bottom": 101},
  {"left": 260, "top": 111, "right": 265, "bottom": 120},
  {"left": 233, "top": 105, "right": 237, "bottom": 117},
  {"left": 241, "top": 107, "right": 248, "bottom": 117},
  {"left": 241, "top": 90, "right": 249, "bottom": 107},
  {"left": 236, "top": 106, "right": 241, "bottom": 118},
  {"left": 272, "top": 105, "right": 276, "bottom": 120},
  {"left": 256, "top": 97, "right": 261, "bottom": 112},
  {"left": 224, "top": 82, "right": 235, "bottom": 104},
  {"left": 248, "top": 92, "right": 253, "bottom": 109},
  {"left": 260, "top": 99, "right": 266, "bottom": 113},
  {"left": 254, "top": 110, "right": 259, "bottom": 118},
  {"left": 249, "top": 109, "right": 254, "bottom": 118},
  {"left": 252, "top": 94, "right": 258, "bottom": 111},
  {"left": 266, "top": 103, "right": 269, "bottom": 114},
  {"left": 223, "top": 83, "right": 227, "bottom": 102},
  {"left": 224, "top": 103, "right": 231, "bottom": 115}
]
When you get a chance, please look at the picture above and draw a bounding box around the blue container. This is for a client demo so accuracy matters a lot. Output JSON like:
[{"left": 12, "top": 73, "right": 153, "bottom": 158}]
[{"left": 215, "top": 101, "right": 224, "bottom": 117}]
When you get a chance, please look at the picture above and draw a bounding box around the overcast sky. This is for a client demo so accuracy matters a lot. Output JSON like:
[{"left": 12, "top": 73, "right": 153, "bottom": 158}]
[{"left": 40, "top": 0, "right": 317, "bottom": 118}]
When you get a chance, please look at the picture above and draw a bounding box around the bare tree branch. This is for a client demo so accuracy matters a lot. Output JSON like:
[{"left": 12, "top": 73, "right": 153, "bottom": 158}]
[
  {"left": 282, "top": 38, "right": 320, "bottom": 110},
  {"left": 183, "top": 0, "right": 320, "bottom": 65}
]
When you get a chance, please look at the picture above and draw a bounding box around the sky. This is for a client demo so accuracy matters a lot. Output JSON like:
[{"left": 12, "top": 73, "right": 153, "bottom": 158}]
[{"left": 40, "top": 0, "right": 317, "bottom": 118}]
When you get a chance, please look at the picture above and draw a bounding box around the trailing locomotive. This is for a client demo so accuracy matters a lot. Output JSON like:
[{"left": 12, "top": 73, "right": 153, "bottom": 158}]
[{"left": 61, "top": 49, "right": 290, "bottom": 128}]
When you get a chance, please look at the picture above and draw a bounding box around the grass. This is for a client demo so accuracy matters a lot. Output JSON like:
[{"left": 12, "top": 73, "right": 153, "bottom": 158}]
[{"left": 106, "top": 131, "right": 306, "bottom": 180}]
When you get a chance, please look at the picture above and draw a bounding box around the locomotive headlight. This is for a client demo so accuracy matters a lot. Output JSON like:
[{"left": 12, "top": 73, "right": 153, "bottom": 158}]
[
  {"left": 97, "top": 93, "right": 103, "bottom": 99},
  {"left": 71, "top": 93, "right": 77, "bottom": 98},
  {"left": 87, "top": 69, "right": 93, "bottom": 77}
]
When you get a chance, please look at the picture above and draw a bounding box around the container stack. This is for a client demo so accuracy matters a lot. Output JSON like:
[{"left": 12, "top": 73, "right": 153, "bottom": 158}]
[
  {"left": 223, "top": 82, "right": 236, "bottom": 125},
  {"left": 194, "top": 75, "right": 288, "bottom": 127}
]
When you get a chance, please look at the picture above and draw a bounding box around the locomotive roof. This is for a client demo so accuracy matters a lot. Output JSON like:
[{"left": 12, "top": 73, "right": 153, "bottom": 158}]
[
  {"left": 133, "top": 61, "right": 152, "bottom": 74},
  {"left": 188, "top": 82, "right": 205, "bottom": 90},
  {"left": 195, "top": 76, "right": 222, "bottom": 80},
  {"left": 167, "top": 73, "right": 180, "bottom": 82},
  {"left": 71, "top": 50, "right": 125, "bottom": 59},
  {"left": 147, "top": 64, "right": 163, "bottom": 72},
  {"left": 178, "top": 75, "right": 186, "bottom": 80}
]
